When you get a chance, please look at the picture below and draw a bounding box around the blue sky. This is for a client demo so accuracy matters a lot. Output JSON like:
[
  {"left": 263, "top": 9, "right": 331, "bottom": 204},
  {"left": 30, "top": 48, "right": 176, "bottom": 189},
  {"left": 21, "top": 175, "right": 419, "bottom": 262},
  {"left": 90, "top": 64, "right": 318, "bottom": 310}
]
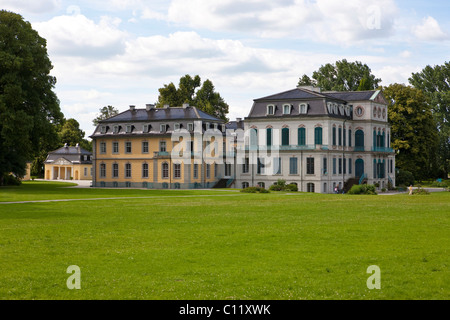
[{"left": 1, "top": 0, "right": 449, "bottom": 137}]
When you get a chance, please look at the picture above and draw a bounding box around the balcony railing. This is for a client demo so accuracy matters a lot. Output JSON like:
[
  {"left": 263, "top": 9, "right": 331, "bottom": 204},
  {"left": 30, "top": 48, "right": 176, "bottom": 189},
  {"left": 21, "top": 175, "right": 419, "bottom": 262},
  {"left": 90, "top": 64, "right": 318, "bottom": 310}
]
[{"left": 371, "top": 147, "right": 395, "bottom": 153}]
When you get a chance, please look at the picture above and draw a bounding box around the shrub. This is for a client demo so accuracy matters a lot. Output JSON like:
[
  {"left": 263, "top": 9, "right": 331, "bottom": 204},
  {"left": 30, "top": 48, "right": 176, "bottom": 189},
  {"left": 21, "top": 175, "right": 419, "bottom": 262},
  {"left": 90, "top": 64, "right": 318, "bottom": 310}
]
[
  {"left": 381, "top": 188, "right": 386, "bottom": 192},
  {"left": 285, "top": 184, "right": 298, "bottom": 192},
  {"left": 412, "top": 187, "right": 430, "bottom": 195},
  {"left": 1, "top": 173, "right": 22, "bottom": 186},
  {"left": 240, "top": 186, "right": 270, "bottom": 193},
  {"left": 348, "top": 184, "right": 377, "bottom": 195},
  {"left": 269, "top": 184, "right": 283, "bottom": 191}
]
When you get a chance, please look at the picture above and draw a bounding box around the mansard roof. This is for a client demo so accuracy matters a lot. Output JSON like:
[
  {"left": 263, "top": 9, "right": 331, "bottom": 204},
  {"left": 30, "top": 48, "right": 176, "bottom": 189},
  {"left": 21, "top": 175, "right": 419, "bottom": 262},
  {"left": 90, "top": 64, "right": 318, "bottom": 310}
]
[
  {"left": 45, "top": 145, "right": 92, "bottom": 164},
  {"left": 100, "top": 106, "right": 222, "bottom": 123}
]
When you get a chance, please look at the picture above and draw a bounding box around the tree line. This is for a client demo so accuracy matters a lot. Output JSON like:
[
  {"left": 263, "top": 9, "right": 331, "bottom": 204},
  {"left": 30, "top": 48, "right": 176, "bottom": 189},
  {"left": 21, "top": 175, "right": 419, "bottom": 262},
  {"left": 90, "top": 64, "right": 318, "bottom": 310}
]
[{"left": 0, "top": 10, "right": 448, "bottom": 184}]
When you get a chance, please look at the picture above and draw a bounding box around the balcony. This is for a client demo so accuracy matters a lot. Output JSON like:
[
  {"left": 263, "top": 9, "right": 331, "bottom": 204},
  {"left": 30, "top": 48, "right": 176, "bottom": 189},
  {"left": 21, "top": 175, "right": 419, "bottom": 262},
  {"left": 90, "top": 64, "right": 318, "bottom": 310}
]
[{"left": 372, "top": 147, "right": 395, "bottom": 153}]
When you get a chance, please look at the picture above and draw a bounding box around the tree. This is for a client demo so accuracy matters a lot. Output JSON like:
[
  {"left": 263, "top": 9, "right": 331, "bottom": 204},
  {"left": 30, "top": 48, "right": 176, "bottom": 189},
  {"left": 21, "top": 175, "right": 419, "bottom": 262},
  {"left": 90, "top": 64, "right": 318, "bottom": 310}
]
[
  {"left": 409, "top": 62, "right": 450, "bottom": 177},
  {"left": 0, "top": 11, "right": 63, "bottom": 184},
  {"left": 59, "top": 118, "right": 91, "bottom": 151},
  {"left": 157, "top": 75, "right": 229, "bottom": 121},
  {"left": 384, "top": 84, "right": 439, "bottom": 181},
  {"left": 92, "top": 105, "right": 119, "bottom": 126},
  {"left": 297, "top": 59, "right": 381, "bottom": 91}
]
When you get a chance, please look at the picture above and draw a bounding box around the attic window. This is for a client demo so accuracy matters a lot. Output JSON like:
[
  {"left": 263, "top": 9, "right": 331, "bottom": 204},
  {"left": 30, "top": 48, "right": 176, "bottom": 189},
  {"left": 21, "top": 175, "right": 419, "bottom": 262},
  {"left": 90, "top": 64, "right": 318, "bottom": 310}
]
[
  {"left": 333, "top": 104, "right": 338, "bottom": 114},
  {"left": 174, "top": 123, "right": 181, "bottom": 131},
  {"left": 113, "top": 125, "right": 119, "bottom": 133},
  {"left": 188, "top": 123, "right": 194, "bottom": 131},
  {"left": 299, "top": 103, "right": 308, "bottom": 114},
  {"left": 213, "top": 123, "right": 218, "bottom": 130},
  {"left": 160, "top": 124, "right": 167, "bottom": 132},
  {"left": 327, "top": 103, "right": 333, "bottom": 114},
  {"left": 126, "top": 125, "right": 132, "bottom": 133},
  {"left": 283, "top": 104, "right": 291, "bottom": 115},
  {"left": 267, "top": 105, "right": 275, "bottom": 115},
  {"left": 143, "top": 124, "right": 149, "bottom": 133},
  {"left": 339, "top": 104, "right": 345, "bottom": 115},
  {"left": 100, "top": 126, "right": 107, "bottom": 134}
]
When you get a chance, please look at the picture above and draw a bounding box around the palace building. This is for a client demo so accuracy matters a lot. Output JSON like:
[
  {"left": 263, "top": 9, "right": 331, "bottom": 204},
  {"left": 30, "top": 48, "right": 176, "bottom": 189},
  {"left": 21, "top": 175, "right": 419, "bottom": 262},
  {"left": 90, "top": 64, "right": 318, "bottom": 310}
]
[
  {"left": 90, "top": 104, "right": 229, "bottom": 189},
  {"left": 235, "top": 86, "right": 395, "bottom": 193},
  {"left": 90, "top": 87, "right": 396, "bottom": 193},
  {"left": 44, "top": 144, "right": 93, "bottom": 180}
]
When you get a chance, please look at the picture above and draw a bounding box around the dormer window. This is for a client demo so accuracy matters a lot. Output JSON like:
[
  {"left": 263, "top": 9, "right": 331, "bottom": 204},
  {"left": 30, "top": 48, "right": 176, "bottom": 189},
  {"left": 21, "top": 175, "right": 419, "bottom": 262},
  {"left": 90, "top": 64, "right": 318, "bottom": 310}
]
[
  {"left": 339, "top": 104, "right": 345, "bottom": 115},
  {"left": 267, "top": 105, "right": 275, "bottom": 115},
  {"left": 113, "top": 125, "right": 119, "bottom": 133},
  {"left": 188, "top": 123, "right": 194, "bottom": 131},
  {"left": 205, "top": 122, "right": 210, "bottom": 130},
  {"left": 333, "top": 104, "right": 338, "bottom": 114},
  {"left": 174, "top": 123, "right": 181, "bottom": 131},
  {"left": 283, "top": 104, "right": 291, "bottom": 115},
  {"left": 143, "top": 124, "right": 149, "bottom": 133},
  {"left": 213, "top": 123, "right": 218, "bottom": 130},
  {"left": 299, "top": 103, "right": 308, "bottom": 114},
  {"left": 160, "top": 124, "right": 167, "bottom": 132},
  {"left": 327, "top": 102, "right": 333, "bottom": 114},
  {"left": 126, "top": 125, "right": 132, "bottom": 133},
  {"left": 100, "top": 126, "right": 107, "bottom": 134}
]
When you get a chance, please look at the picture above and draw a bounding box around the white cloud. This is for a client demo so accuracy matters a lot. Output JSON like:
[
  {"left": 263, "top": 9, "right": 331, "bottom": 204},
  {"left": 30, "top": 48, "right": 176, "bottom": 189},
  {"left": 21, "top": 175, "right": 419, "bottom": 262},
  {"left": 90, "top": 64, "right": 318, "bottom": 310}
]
[
  {"left": 166, "top": 0, "right": 398, "bottom": 45},
  {"left": 33, "top": 14, "right": 128, "bottom": 58},
  {"left": 0, "top": 0, "right": 61, "bottom": 14},
  {"left": 412, "top": 16, "right": 448, "bottom": 41}
]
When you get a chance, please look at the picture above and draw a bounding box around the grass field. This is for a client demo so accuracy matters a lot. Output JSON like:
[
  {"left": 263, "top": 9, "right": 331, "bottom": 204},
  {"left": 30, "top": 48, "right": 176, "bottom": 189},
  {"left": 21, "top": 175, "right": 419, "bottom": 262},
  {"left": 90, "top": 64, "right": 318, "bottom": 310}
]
[{"left": 0, "top": 181, "right": 448, "bottom": 300}]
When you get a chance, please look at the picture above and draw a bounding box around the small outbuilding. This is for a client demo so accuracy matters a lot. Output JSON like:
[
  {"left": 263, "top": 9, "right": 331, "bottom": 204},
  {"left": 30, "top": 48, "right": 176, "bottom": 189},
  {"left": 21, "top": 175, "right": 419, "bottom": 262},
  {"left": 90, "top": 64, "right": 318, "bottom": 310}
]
[{"left": 44, "top": 144, "right": 92, "bottom": 181}]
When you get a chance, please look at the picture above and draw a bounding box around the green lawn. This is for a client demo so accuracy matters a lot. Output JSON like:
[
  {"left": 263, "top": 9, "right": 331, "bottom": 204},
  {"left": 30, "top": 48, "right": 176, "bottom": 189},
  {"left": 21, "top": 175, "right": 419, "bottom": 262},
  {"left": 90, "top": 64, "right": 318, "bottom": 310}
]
[{"left": 0, "top": 181, "right": 448, "bottom": 299}]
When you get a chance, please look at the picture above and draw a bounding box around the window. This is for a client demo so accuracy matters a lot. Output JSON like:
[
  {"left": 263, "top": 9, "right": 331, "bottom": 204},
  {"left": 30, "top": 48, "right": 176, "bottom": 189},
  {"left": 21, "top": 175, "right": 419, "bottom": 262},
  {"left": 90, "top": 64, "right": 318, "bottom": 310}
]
[
  {"left": 299, "top": 103, "right": 307, "bottom": 114},
  {"left": 113, "top": 142, "right": 119, "bottom": 154},
  {"left": 349, "top": 160, "right": 352, "bottom": 174},
  {"left": 100, "top": 126, "right": 107, "bottom": 134},
  {"left": 355, "top": 130, "right": 364, "bottom": 148},
  {"left": 142, "top": 163, "right": 149, "bottom": 178},
  {"left": 307, "top": 183, "right": 315, "bottom": 193},
  {"left": 257, "top": 158, "right": 265, "bottom": 175},
  {"left": 314, "top": 127, "right": 322, "bottom": 145},
  {"left": 84, "top": 168, "right": 87, "bottom": 176},
  {"left": 113, "top": 125, "right": 119, "bottom": 133},
  {"left": 125, "top": 141, "right": 132, "bottom": 153},
  {"left": 206, "top": 164, "right": 210, "bottom": 178},
  {"left": 125, "top": 163, "right": 131, "bottom": 178},
  {"left": 338, "top": 127, "right": 342, "bottom": 146},
  {"left": 214, "top": 163, "right": 218, "bottom": 178},
  {"left": 323, "top": 158, "right": 327, "bottom": 175},
  {"left": 298, "top": 127, "right": 306, "bottom": 146},
  {"left": 160, "top": 141, "right": 166, "bottom": 152},
  {"left": 266, "top": 128, "right": 272, "bottom": 146},
  {"left": 100, "top": 142, "right": 106, "bottom": 154},
  {"left": 162, "top": 162, "right": 169, "bottom": 178},
  {"left": 242, "top": 182, "right": 249, "bottom": 189},
  {"left": 142, "top": 141, "right": 149, "bottom": 153},
  {"left": 343, "top": 158, "right": 347, "bottom": 174},
  {"left": 250, "top": 128, "right": 258, "bottom": 147},
  {"left": 332, "top": 127, "right": 336, "bottom": 145},
  {"left": 242, "top": 158, "right": 249, "bottom": 174},
  {"left": 160, "top": 124, "right": 167, "bottom": 132},
  {"left": 283, "top": 104, "right": 291, "bottom": 115},
  {"left": 225, "top": 163, "right": 232, "bottom": 176},
  {"left": 174, "top": 164, "right": 181, "bottom": 178},
  {"left": 348, "top": 129, "right": 352, "bottom": 147},
  {"left": 289, "top": 157, "right": 298, "bottom": 175},
  {"left": 339, "top": 158, "right": 342, "bottom": 174},
  {"left": 188, "top": 123, "right": 194, "bottom": 131},
  {"left": 193, "top": 163, "right": 198, "bottom": 179},
  {"left": 333, "top": 158, "right": 337, "bottom": 175},
  {"left": 267, "top": 105, "right": 275, "bottom": 115},
  {"left": 126, "top": 125, "right": 132, "bottom": 133},
  {"left": 282, "top": 128, "right": 289, "bottom": 146},
  {"left": 343, "top": 128, "right": 346, "bottom": 146},
  {"left": 306, "top": 157, "right": 314, "bottom": 174},
  {"left": 100, "top": 163, "right": 106, "bottom": 178},
  {"left": 143, "top": 124, "right": 149, "bottom": 133},
  {"left": 113, "top": 163, "right": 119, "bottom": 178},
  {"left": 258, "top": 182, "right": 265, "bottom": 188},
  {"left": 174, "top": 123, "right": 181, "bottom": 131},
  {"left": 273, "top": 157, "right": 281, "bottom": 175}
]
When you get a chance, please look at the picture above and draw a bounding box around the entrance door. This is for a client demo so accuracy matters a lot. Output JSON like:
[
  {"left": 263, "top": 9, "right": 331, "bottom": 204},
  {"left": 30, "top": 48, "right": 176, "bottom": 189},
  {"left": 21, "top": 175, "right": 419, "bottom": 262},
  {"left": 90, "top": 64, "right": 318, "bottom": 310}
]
[{"left": 355, "top": 159, "right": 364, "bottom": 178}]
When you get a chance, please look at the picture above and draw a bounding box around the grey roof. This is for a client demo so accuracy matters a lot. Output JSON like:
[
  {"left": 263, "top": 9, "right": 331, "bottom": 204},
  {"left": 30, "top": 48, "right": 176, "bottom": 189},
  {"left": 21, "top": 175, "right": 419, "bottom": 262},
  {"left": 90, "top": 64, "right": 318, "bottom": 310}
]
[
  {"left": 100, "top": 106, "right": 221, "bottom": 123},
  {"left": 322, "top": 90, "right": 377, "bottom": 101},
  {"left": 45, "top": 145, "right": 92, "bottom": 164},
  {"left": 248, "top": 87, "right": 350, "bottom": 119}
]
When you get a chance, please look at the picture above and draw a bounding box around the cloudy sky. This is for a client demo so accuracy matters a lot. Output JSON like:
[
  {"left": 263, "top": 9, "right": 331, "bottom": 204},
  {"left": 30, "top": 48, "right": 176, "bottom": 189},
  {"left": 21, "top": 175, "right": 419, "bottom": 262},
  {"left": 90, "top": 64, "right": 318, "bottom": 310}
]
[{"left": 2, "top": 0, "right": 449, "bottom": 137}]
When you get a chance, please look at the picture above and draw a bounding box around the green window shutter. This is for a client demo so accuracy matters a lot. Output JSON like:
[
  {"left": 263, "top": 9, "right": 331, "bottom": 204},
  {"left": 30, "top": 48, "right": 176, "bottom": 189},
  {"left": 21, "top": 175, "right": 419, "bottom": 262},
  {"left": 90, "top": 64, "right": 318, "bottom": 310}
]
[
  {"left": 314, "top": 127, "right": 322, "bottom": 145},
  {"left": 266, "top": 128, "right": 272, "bottom": 146},
  {"left": 282, "top": 128, "right": 290, "bottom": 146},
  {"left": 298, "top": 127, "right": 306, "bottom": 146}
]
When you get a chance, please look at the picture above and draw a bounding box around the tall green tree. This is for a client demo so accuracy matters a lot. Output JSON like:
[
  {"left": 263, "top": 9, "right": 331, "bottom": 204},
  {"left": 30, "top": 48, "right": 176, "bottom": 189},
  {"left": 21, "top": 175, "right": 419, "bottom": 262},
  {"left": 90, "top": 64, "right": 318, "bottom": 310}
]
[
  {"left": 157, "top": 75, "right": 229, "bottom": 121},
  {"left": 92, "top": 105, "right": 119, "bottom": 126},
  {"left": 409, "top": 62, "right": 450, "bottom": 177},
  {"left": 0, "top": 11, "right": 63, "bottom": 184},
  {"left": 384, "top": 84, "right": 439, "bottom": 181},
  {"left": 298, "top": 59, "right": 381, "bottom": 91},
  {"left": 59, "top": 118, "right": 91, "bottom": 151}
]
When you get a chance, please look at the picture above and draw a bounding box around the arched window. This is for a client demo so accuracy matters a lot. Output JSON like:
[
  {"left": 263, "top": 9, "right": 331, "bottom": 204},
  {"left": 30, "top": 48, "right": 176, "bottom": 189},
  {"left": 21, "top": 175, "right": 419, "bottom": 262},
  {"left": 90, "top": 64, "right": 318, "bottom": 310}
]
[
  {"left": 282, "top": 127, "right": 290, "bottom": 146},
  {"left": 162, "top": 162, "right": 169, "bottom": 178},
  {"left": 314, "top": 127, "right": 322, "bottom": 145},
  {"left": 242, "top": 182, "right": 249, "bottom": 189},
  {"left": 355, "top": 130, "right": 364, "bottom": 148},
  {"left": 307, "top": 183, "right": 315, "bottom": 193},
  {"left": 298, "top": 127, "right": 306, "bottom": 146},
  {"left": 332, "top": 127, "right": 336, "bottom": 145}
]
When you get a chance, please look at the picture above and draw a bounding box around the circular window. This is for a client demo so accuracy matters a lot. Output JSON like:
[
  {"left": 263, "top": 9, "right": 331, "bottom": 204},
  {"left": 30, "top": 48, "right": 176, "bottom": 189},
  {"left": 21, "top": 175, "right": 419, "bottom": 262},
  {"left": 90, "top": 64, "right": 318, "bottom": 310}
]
[{"left": 355, "top": 106, "right": 364, "bottom": 117}]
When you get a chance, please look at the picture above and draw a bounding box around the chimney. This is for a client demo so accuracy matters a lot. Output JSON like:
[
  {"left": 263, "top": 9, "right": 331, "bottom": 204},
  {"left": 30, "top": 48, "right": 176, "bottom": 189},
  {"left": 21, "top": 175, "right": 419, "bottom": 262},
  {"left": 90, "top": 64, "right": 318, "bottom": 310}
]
[
  {"left": 76, "top": 143, "right": 79, "bottom": 148},
  {"left": 163, "top": 104, "right": 169, "bottom": 109},
  {"left": 236, "top": 118, "right": 242, "bottom": 123},
  {"left": 182, "top": 103, "right": 189, "bottom": 109},
  {"left": 64, "top": 143, "right": 68, "bottom": 148},
  {"left": 129, "top": 105, "right": 136, "bottom": 111},
  {"left": 146, "top": 104, "right": 154, "bottom": 111}
]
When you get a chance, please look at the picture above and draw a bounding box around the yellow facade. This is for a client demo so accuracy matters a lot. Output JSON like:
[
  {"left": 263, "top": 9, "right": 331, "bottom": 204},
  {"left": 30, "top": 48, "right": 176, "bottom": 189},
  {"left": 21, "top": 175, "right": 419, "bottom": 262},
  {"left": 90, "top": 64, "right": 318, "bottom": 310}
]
[
  {"left": 44, "top": 163, "right": 92, "bottom": 181},
  {"left": 94, "top": 135, "right": 222, "bottom": 188}
]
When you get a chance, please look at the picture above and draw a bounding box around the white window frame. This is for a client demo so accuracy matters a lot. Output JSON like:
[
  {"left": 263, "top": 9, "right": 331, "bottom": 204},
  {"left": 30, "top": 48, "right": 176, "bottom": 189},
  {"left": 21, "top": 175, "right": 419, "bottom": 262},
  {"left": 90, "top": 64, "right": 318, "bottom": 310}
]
[
  {"left": 267, "top": 104, "right": 275, "bottom": 115},
  {"left": 283, "top": 104, "right": 291, "bottom": 115}
]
